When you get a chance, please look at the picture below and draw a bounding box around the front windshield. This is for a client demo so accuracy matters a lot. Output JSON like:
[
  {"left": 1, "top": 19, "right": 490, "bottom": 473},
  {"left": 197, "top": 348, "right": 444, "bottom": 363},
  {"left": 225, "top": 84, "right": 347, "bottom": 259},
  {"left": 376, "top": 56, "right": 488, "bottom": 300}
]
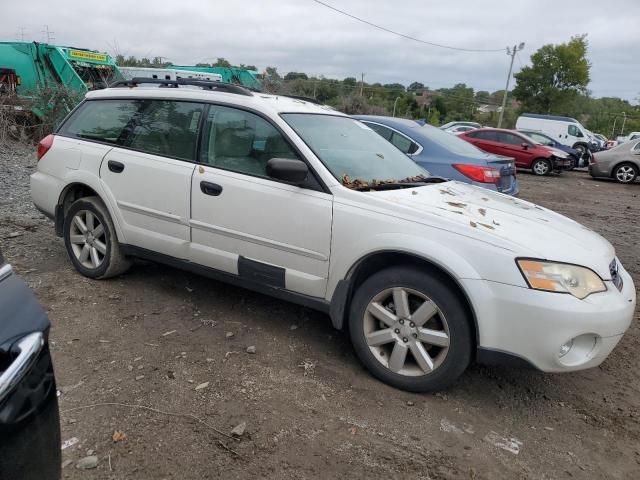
[
  {"left": 418, "top": 124, "right": 490, "bottom": 156},
  {"left": 282, "top": 114, "right": 428, "bottom": 187}
]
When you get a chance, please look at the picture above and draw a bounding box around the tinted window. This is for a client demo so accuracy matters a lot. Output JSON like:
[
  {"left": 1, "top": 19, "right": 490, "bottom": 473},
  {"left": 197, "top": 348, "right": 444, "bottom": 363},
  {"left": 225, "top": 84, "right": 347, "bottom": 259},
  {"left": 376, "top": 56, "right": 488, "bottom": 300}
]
[
  {"left": 201, "top": 106, "right": 299, "bottom": 178},
  {"left": 471, "top": 131, "right": 498, "bottom": 141},
  {"left": 496, "top": 132, "right": 524, "bottom": 145},
  {"left": 60, "top": 99, "right": 138, "bottom": 144},
  {"left": 366, "top": 122, "right": 393, "bottom": 141},
  {"left": 524, "top": 132, "right": 551, "bottom": 145},
  {"left": 391, "top": 132, "right": 419, "bottom": 154},
  {"left": 127, "top": 101, "right": 203, "bottom": 161}
]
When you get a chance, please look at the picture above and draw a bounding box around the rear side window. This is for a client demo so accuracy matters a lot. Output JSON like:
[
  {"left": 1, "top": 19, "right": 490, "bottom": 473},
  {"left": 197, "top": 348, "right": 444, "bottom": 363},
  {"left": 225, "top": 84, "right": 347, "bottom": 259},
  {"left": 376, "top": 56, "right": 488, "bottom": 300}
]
[
  {"left": 365, "top": 122, "right": 393, "bottom": 141},
  {"left": 59, "top": 100, "right": 138, "bottom": 144},
  {"left": 127, "top": 100, "right": 204, "bottom": 161},
  {"left": 471, "top": 131, "right": 498, "bottom": 141}
]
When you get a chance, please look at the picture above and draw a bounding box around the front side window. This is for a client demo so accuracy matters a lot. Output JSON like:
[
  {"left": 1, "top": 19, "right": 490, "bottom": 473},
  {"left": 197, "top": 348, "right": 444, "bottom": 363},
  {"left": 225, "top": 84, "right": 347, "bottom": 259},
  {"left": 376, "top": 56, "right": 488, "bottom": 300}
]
[
  {"left": 127, "top": 100, "right": 204, "bottom": 161},
  {"left": 497, "top": 132, "right": 524, "bottom": 146},
  {"left": 282, "top": 114, "right": 426, "bottom": 185},
  {"left": 568, "top": 124, "right": 584, "bottom": 137},
  {"left": 201, "top": 106, "right": 299, "bottom": 178},
  {"left": 59, "top": 99, "right": 139, "bottom": 144}
]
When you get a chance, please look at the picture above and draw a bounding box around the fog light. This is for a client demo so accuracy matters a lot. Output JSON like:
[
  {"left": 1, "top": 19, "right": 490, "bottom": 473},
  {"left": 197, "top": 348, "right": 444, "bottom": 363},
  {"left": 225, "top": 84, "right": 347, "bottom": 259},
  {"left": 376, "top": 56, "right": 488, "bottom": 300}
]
[{"left": 559, "top": 339, "right": 573, "bottom": 357}]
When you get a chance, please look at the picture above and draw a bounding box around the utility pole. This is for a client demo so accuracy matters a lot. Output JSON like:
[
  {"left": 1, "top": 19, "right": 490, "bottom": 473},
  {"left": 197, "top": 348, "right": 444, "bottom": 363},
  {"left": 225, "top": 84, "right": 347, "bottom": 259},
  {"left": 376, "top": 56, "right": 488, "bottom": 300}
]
[
  {"left": 497, "top": 42, "right": 524, "bottom": 128},
  {"left": 42, "top": 25, "right": 55, "bottom": 43},
  {"left": 611, "top": 116, "right": 618, "bottom": 139},
  {"left": 16, "top": 27, "right": 26, "bottom": 41},
  {"left": 392, "top": 96, "right": 401, "bottom": 117},
  {"left": 360, "top": 73, "right": 365, "bottom": 97},
  {"left": 621, "top": 111, "right": 627, "bottom": 137}
]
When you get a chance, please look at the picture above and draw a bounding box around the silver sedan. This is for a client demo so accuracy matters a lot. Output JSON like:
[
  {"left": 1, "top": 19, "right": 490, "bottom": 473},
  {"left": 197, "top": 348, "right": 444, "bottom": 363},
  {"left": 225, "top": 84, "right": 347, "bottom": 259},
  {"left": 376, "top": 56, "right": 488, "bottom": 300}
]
[{"left": 589, "top": 140, "right": 640, "bottom": 184}]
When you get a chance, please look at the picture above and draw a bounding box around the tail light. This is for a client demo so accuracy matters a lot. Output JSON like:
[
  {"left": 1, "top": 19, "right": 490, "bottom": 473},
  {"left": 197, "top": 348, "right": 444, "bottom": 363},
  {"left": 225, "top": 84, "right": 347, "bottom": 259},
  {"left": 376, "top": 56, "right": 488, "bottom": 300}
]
[
  {"left": 36, "top": 134, "right": 54, "bottom": 161},
  {"left": 452, "top": 164, "right": 501, "bottom": 184}
]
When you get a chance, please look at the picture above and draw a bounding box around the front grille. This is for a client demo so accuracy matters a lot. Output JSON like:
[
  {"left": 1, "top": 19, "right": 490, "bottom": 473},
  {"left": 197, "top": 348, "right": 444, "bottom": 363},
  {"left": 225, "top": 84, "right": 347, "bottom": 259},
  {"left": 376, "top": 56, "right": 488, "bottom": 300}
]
[{"left": 610, "top": 258, "right": 623, "bottom": 292}]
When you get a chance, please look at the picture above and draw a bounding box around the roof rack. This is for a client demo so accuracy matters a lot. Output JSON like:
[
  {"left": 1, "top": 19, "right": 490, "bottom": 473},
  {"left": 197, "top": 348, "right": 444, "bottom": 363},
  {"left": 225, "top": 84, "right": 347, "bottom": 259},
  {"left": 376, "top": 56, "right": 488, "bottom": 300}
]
[{"left": 109, "top": 77, "right": 253, "bottom": 97}]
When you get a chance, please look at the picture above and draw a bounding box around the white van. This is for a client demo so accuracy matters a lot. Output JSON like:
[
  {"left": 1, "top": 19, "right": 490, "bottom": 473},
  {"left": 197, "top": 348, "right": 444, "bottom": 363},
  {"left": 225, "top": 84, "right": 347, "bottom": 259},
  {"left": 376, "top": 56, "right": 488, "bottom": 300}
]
[
  {"left": 516, "top": 113, "right": 596, "bottom": 160},
  {"left": 119, "top": 67, "right": 222, "bottom": 83}
]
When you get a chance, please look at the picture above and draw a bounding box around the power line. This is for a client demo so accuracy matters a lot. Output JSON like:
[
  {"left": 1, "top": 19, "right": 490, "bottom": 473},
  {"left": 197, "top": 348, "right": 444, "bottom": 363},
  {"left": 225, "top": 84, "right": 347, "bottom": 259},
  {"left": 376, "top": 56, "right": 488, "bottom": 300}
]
[{"left": 309, "top": 0, "right": 507, "bottom": 53}]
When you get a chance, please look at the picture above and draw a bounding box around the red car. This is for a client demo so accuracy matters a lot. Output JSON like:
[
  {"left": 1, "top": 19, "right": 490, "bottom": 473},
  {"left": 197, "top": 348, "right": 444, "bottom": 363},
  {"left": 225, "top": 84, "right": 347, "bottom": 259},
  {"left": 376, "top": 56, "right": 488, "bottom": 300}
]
[{"left": 458, "top": 128, "right": 572, "bottom": 176}]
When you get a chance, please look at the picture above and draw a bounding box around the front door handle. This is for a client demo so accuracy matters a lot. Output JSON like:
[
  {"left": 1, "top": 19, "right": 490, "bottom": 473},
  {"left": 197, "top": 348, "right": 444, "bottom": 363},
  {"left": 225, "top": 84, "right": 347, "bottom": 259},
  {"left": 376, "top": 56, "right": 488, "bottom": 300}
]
[
  {"left": 108, "top": 160, "right": 125, "bottom": 173},
  {"left": 200, "top": 181, "right": 223, "bottom": 196}
]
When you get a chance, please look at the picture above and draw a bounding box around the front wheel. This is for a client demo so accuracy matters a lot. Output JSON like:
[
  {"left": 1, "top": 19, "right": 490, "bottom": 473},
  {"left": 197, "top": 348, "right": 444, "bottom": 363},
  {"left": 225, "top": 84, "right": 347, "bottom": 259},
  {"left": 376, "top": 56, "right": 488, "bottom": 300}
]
[
  {"left": 63, "top": 196, "right": 131, "bottom": 279},
  {"left": 531, "top": 158, "right": 551, "bottom": 176},
  {"left": 348, "top": 266, "right": 472, "bottom": 392},
  {"left": 613, "top": 163, "right": 638, "bottom": 184}
]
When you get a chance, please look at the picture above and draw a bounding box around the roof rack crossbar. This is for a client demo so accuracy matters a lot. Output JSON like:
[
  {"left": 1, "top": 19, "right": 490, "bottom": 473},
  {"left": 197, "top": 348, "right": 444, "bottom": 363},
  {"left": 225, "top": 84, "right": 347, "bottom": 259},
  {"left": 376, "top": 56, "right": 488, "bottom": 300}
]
[{"left": 109, "top": 78, "right": 253, "bottom": 96}]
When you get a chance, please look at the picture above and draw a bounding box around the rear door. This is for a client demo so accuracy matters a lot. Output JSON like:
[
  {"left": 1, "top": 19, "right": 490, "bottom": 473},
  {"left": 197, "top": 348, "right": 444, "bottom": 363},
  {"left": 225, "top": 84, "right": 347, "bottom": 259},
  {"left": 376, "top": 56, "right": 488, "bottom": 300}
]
[
  {"left": 189, "top": 105, "right": 333, "bottom": 298},
  {"left": 99, "top": 99, "right": 204, "bottom": 259}
]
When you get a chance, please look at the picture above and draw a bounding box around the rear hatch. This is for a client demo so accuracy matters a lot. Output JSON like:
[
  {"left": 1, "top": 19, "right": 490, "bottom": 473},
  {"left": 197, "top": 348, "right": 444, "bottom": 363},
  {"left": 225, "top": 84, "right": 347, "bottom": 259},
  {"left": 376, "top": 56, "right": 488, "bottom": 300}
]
[{"left": 487, "top": 156, "right": 517, "bottom": 194}]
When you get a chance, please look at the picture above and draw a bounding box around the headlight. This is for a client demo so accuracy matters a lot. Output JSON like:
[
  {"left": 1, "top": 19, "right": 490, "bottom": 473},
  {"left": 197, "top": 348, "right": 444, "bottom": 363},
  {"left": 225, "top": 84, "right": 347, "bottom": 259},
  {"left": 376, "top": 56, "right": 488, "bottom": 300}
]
[{"left": 517, "top": 259, "right": 606, "bottom": 299}]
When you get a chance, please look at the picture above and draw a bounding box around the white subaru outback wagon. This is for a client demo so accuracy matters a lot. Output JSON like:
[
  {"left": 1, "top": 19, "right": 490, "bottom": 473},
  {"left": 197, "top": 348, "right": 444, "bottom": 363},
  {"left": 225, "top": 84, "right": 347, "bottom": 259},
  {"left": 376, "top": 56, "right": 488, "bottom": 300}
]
[{"left": 31, "top": 79, "right": 636, "bottom": 392}]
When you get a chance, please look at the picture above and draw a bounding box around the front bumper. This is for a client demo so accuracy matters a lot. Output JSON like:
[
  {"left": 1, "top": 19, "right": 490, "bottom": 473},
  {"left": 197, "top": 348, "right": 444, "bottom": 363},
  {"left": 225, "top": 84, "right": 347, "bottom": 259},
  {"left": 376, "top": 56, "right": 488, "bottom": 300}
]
[
  {"left": 552, "top": 156, "right": 573, "bottom": 171},
  {"left": 462, "top": 263, "right": 636, "bottom": 372}
]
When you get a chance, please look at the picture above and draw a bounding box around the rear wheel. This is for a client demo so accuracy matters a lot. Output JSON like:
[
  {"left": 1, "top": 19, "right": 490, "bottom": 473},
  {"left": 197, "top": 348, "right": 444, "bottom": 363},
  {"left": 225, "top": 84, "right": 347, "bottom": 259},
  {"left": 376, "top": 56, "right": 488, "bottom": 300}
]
[
  {"left": 532, "top": 158, "right": 551, "bottom": 176},
  {"left": 63, "top": 196, "right": 131, "bottom": 279},
  {"left": 613, "top": 163, "right": 638, "bottom": 184},
  {"left": 348, "top": 266, "right": 472, "bottom": 392}
]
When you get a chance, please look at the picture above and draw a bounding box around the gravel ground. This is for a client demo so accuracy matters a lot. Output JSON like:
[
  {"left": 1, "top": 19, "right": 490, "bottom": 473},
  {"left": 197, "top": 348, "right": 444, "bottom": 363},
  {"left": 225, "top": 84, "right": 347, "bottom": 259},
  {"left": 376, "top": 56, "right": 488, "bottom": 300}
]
[{"left": 1, "top": 142, "right": 639, "bottom": 479}]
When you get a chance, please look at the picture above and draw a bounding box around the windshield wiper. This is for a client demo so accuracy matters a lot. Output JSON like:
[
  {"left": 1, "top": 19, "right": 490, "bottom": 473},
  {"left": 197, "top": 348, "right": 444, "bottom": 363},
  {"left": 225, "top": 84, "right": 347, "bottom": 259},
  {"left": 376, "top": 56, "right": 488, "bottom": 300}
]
[{"left": 342, "top": 174, "right": 448, "bottom": 191}]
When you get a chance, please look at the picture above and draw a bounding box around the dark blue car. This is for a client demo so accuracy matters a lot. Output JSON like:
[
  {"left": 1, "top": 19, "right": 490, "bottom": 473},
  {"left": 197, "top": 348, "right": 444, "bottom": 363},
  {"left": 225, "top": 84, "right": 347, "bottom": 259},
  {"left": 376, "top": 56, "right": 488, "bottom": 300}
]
[
  {"left": 517, "top": 130, "right": 580, "bottom": 168},
  {"left": 354, "top": 116, "right": 519, "bottom": 195}
]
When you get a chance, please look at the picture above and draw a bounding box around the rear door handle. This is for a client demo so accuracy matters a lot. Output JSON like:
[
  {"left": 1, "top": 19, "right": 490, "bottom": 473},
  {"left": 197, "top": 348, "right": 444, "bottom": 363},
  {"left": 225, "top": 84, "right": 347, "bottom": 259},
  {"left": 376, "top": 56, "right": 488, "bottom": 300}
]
[
  {"left": 108, "top": 160, "right": 125, "bottom": 173},
  {"left": 200, "top": 181, "right": 223, "bottom": 196}
]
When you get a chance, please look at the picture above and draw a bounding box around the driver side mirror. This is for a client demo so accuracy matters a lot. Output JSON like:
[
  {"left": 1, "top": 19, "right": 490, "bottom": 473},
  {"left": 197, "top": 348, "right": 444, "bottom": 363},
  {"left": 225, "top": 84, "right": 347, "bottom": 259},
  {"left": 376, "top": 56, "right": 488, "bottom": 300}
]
[
  {"left": 267, "top": 158, "right": 309, "bottom": 184},
  {"left": 521, "top": 143, "right": 529, "bottom": 150}
]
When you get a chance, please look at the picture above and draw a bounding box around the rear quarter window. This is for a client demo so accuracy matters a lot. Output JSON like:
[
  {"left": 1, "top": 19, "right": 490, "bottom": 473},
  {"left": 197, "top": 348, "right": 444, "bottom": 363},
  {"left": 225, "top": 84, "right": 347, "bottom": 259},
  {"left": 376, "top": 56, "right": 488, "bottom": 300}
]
[{"left": 59, "top": 99, "right": 139, "bottom": 144}]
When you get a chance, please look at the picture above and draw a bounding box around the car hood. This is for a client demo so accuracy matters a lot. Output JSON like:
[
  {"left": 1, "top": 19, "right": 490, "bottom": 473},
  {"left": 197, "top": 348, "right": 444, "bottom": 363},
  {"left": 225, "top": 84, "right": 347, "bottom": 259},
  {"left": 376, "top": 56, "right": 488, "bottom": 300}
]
[{"left": 374, "top": 181, "right": 615, "bottom": 279}]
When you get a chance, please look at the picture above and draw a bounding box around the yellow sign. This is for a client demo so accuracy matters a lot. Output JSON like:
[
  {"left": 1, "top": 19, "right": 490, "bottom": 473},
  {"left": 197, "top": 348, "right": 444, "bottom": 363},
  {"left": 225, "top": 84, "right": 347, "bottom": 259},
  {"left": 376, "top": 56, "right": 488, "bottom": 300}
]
[{"left": 68, "top": 49, "right": 108, "bottom": 63}]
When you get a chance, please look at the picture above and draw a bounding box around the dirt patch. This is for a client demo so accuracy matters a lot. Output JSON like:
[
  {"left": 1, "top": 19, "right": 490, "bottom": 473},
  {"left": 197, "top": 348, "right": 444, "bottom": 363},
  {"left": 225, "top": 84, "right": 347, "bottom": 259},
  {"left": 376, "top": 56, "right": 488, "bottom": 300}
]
[{"left": 1, "top": 148, "right": 639, "bottom": 479}]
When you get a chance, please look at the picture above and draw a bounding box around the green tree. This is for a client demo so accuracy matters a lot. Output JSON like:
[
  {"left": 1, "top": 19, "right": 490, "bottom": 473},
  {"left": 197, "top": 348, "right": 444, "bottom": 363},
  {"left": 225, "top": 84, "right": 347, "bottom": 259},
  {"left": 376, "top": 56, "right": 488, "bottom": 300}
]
[
  {"left": 428, "top": 108, "right": 441, "bottom": 126},
  {"left": 214, "top": 58, "right": 232, "bottom": 67},
  {"left": 284, "top": 72, "right": 309, "bottom": 81},
  {"left": 513, "top": 35, "right": 590, "bottom": 114},
  {"left": 408, "top": 81, "right": 424, "bottom": 92}
]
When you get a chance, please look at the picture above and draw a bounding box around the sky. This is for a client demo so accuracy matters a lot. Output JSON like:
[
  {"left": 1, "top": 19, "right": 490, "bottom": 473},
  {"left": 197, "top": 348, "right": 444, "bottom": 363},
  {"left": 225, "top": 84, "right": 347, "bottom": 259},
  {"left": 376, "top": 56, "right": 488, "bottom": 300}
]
[{"left": 3, "top": 0, "right": 639, "bottom": 102}]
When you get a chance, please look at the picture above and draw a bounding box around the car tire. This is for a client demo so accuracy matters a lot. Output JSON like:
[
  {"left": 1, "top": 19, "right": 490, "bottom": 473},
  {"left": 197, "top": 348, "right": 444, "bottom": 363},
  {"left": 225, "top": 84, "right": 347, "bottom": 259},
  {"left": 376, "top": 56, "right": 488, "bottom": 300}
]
[
  {"left": 532, "top": 158, "right": 551, "bottom": 176},
  {"left": 348, "top": 266, "right": 472, "bottom": 392},
  {"left": 567, "top": 156, "right": 577, "bottom": 170},
  {"left": 613, "top": 163, "right": 638, "bottom": 184},
  {"left": 63, "top": 196, "right": 131, "bottom": 279}
]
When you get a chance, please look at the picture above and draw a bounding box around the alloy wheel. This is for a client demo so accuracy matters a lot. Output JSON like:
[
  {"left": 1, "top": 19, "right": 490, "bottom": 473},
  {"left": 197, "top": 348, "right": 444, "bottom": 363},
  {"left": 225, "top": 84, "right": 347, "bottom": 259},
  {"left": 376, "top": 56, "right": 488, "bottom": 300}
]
[
  {"left": 363, "top": 287, "right": 450, "bottom": 377},
  {"left": 533, "top": 160, "right": 550, "bottom": 175},
  {"left": 615, "top": 165, "right": 636, "bottom": 183},
  {"left": 69, "top": 210, "right": 107, "bottom": 269}
]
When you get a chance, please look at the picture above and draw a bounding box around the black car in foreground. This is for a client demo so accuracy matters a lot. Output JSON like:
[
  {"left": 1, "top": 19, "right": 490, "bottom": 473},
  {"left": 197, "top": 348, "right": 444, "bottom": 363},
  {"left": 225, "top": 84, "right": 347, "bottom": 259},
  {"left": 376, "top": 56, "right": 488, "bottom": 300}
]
[{"left": 0, "top": 250, "right": 60, "bottom": 480}]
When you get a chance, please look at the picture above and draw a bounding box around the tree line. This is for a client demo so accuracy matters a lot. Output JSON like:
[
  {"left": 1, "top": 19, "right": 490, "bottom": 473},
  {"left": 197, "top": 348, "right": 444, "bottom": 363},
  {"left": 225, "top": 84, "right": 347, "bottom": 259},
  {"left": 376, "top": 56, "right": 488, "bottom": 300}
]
[{"left": 114, "top": 35, "right": 639, "bottom": 137}]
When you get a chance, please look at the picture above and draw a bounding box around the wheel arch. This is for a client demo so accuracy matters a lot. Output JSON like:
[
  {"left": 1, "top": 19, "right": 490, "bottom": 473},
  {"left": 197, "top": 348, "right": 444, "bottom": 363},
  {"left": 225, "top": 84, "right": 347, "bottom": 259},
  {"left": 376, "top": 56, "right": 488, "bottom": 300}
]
[
  {"left": 54, "top": 179, "right": 125, "bottom": 242},
  {"left": 329, "top": 250, "right": 479, "bottom": 349}
]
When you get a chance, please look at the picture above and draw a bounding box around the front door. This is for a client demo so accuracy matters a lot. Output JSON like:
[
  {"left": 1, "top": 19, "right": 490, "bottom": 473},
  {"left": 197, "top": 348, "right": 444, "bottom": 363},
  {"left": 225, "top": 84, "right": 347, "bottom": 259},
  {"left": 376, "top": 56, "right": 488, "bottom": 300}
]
[{"left": 189, "top": 105, "right": 333, "bottom": 298}]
